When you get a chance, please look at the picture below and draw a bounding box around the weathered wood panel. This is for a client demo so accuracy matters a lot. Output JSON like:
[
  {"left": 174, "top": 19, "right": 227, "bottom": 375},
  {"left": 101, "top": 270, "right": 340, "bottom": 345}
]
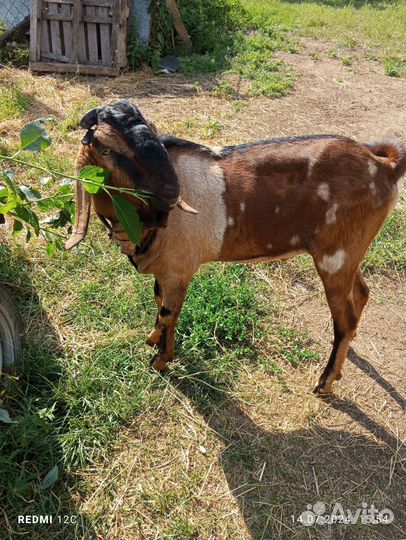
[{"left": 30, "top": 0, "right": 127, "bottom": 75}]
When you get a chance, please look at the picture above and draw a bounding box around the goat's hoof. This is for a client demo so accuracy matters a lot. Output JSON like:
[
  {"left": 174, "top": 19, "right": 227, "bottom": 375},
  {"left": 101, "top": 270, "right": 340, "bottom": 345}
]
[
  {"left": 313, "top": 383, "right": 332, "bottom": 396},
  {"left": 150, "top": 355, "right": 169, "bottom": 372}
]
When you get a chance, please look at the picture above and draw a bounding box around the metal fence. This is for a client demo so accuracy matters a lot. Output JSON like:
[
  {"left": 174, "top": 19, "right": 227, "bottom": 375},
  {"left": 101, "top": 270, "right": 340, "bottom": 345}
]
[{"left": 0, "top": 0, "right": 30, "bottom": 32}]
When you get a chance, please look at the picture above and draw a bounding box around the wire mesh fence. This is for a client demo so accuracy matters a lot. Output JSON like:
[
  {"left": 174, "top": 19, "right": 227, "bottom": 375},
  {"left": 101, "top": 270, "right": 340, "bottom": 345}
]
[{"left": 0, "top": 0, "right": 30, "bottom": 33}]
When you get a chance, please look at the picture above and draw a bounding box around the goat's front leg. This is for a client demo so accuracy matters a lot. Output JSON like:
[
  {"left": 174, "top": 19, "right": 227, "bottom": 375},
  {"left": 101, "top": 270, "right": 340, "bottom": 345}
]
[
  {"left": 149, "top": 280, "right": 190, "bottom": 371},
  {"left": 146, "top": 279, "right": 163, "bottom": 346}
]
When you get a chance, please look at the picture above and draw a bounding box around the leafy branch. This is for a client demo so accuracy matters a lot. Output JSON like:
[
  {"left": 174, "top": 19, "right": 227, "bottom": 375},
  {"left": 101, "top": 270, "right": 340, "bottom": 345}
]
[{"left": 0, "top": 119, "right": 145, "bottom": 254}]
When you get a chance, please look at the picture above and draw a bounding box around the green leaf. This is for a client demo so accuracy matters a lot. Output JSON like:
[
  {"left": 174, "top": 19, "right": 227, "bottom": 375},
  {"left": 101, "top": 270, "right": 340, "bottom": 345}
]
[
  {"left": 12, "top": 220, "right": 23, "bottom": 235},
  {"left": 41, "top": 465, "right": 59, "bottom": 489},
  {"left": 20, "top": 120, "right": 52, "bottom": 152},
  {"left": 0, "top": 171, "right": 19, "bottom": 215},
  {"left": 14, "top": 206, "right": 40, "bottom": 236},
  {"left": 46, "top": 242, "right": 56, "bottom": 257},
  {"left": 0, "top": 408, "right": 17, "bottom": 424},
  {"left": 112, "top": 195, "right": 142, "bottom": 245},
  {"left": 79, "top": 165, "right": 111, "bottom": 195},
  {"left": 19, "top": 185, "right": 42, "bottom": 201}
]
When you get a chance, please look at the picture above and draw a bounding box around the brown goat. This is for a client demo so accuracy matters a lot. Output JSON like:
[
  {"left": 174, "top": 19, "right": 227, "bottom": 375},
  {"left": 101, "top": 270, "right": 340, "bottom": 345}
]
[{"left": 66, "top": 101, "right": 405, "bottom": 395}]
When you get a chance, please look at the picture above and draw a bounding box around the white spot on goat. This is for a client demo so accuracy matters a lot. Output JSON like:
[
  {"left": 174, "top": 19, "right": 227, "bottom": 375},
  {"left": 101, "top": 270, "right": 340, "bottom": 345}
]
[
  {"left": 266, "top": 243, "right": 273, "bottom": 250},
  {"left": 210, "top": 146, "right": 224, "bottom": 157},
  {"left": 289, "top": 235, "right": 299, "bottom": 246},
  {"left": 369, "top": 181, "right": 377, "bottom": 195},
  {"left": 325, "top": 203, "right": 338, "bottom": 225},
  {"left": 240, "top": 202, "right": 246, "bottom": 212},
  {"left": 275, "top": 206, "right": 280, "bottom": 214},
  {"left": 318, "top": 250, "right": 346, "bottom": 274},
  {"left": 227, "top": 216, "right": 234, "bottom": 227},
  {"left": 368, "top": 161, "right": 378, "bottom": 177},
  {"left": 317, "top": 183, "right": 330, "bottom": 201}
]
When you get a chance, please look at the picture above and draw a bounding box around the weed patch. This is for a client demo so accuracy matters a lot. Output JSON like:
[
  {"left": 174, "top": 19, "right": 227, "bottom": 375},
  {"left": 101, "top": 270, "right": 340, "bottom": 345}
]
[{"left": 0, "top": 82, "right": 31, "bottom": 122}]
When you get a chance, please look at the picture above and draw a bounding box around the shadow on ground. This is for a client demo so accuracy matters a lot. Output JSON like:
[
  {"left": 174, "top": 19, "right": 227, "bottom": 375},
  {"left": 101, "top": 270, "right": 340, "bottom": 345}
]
[
  {"left": 0, "top": 244, "right": 95, "bottom": 540},
  {"left": 171, "top": 357, "right": 405, "bottom": 540}
]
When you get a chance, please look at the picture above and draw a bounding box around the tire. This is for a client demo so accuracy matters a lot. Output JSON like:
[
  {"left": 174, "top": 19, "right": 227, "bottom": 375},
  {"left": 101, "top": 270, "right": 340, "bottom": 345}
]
[{"left": 0, "top": 285, "right": 23, "bottom": 380}]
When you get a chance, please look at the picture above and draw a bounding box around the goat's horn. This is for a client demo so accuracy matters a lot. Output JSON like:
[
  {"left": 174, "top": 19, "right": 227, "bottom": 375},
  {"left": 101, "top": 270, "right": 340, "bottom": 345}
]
[
  {"left": 64, "top": 182, "right": 92, "bottom": 250},
  {"left": 177, "top": 197, "right": 198, "bottom": 214},
  {"left": 79, "top": 108, "right": 101, "bottom": 129}
]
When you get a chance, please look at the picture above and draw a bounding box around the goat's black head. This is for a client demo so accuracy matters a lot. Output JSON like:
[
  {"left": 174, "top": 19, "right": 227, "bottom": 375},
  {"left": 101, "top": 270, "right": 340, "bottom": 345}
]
[{"left": 79, "top": 100, "right": 180, "bottom": 212}]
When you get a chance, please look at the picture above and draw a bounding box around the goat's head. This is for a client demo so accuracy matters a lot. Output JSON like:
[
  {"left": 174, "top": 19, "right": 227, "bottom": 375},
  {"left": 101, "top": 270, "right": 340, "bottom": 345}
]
[
  {"left": 65, "top": 100, "right": 196, "bottom": 250},
  {"left": 81, "top": 100, "right": 181, "bottom": 210}
]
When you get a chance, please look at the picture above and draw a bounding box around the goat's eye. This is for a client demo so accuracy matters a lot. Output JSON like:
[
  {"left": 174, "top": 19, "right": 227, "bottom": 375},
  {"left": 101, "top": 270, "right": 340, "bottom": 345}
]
[{"left": 102, "top": 148, "right": 111, "bottom": 156}]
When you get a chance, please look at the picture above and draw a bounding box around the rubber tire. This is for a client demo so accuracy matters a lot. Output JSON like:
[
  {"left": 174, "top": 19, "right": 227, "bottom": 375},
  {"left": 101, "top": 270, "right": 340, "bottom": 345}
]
[{"left": 0, "top": 285, "right": 22, "bottom": 380}]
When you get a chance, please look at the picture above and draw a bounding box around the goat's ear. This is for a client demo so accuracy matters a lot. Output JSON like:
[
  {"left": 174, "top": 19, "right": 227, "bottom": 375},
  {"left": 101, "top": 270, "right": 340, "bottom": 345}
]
[
  {"left": 64, "top": 182, "right": 92, "bottom": 249},
  {"left": 80, "top": 108, "right": 101, "bottom": 129},
  {"left": 148, "top": 121, "right": 158, "bottom": 135}
]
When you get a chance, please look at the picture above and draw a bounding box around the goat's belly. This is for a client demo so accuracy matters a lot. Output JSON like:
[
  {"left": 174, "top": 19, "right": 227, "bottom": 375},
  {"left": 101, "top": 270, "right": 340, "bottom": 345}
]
[{"left": 219, "top": 249, "right": 304, "bottom": 264}]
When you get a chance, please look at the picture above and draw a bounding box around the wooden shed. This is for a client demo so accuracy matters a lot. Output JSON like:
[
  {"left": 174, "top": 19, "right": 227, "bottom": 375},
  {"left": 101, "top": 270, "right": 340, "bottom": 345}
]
[{"left": 29, "top": 0, "right": 129, "bottom": 75}]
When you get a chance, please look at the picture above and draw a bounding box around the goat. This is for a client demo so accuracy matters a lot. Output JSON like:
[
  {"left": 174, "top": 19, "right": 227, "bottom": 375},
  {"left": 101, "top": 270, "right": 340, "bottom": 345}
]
[{"left": 66, "top": 100, "right": 405, "bottom": 395}]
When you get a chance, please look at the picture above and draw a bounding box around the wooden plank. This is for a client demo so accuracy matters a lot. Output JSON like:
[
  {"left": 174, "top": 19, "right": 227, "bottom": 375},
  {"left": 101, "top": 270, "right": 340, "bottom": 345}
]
[
  {"left": 82, "top": 15, "right": 112, "bottom": 24},
  {"left": 165, "top": 0, "right": 192, "bottom": 53},
  {"left": 71, "top": 0, "right": 80, "bottom": 63},
  {"left": 45, "top": 0, "right": 73, "bottom": 4},
  {"left": 109, "top": 0, "right": 120, "bottom": 69},
  {"left": 41, "top": 18, "right": 51, "bottom": 55},
  {"left": 30, "top": 0, "right": 42, "bottom": 62},
  {"left": 60, "top": 2, "right": 72, "bottom": 59},
  {"left": 85, "top": 4, "right": 98, "bottom": 64},
  {"left": 83, "top": 0, "right": 113, "bottom": 6},
  {"left": 30, "top": 60, "right": 119, "bottom": 75},
  {"left": 48, "top": 1, "right": 62, "bottom": 56},
  {"left": 78, "top": 1, "right": 87, "bottom": 63},
  {"left": 96, "top": 5, "right": 111, "bottom": 66},
  {"left": 41, "top": 12, "right": 73, "bottom": 21},
  {"left": 42, "top": 51, "right": 69, "bottom": 62},
  {"left": 117, "top": 0, "right": 129, "bottom": 68}
]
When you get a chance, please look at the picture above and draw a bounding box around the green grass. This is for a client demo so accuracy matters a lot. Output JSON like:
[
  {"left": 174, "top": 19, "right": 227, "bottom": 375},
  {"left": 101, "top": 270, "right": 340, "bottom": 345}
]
[
  {"left": 0, "top": 232, "right": 320, "bottom": 538},
  {"left": 383, "top": 57, "right": 406, "bottom": 78},
  {"left": 363, "top": 205, "right": 406, "bottom": 272},
  {"left": 242, "top": 0, "right": 405, "bottom": 70},
  {"left": 0, "top": 82, "right": 31, "bottom": 122}
]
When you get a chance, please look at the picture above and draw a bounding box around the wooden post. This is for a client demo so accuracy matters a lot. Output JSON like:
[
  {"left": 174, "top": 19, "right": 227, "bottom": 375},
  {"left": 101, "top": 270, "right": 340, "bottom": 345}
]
[{"left": 164, "top": 0, "right": 192, "bottom": 53}]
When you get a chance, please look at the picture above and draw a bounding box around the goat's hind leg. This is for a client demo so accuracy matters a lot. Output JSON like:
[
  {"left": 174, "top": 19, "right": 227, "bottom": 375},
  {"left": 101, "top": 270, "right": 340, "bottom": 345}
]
[
  {"left": 146, "top": 279, "right": 164, "bottom": 346},
  {"left": 150, "top": 280, "right": 190, "bottom": 371},
  {"left": 314, "top": 266, "right": 364, "bottom": 395}
]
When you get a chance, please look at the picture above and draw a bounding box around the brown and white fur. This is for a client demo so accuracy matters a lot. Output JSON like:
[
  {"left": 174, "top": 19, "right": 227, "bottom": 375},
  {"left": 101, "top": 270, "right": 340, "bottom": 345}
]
[{"left": 68, "top": 123, "right": 405, "bottom": 395}]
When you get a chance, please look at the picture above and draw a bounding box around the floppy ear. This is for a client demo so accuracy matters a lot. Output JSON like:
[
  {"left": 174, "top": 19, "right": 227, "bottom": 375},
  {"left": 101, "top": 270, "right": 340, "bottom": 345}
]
[
  {"left": 64, "top": 182, "right": 91, "bottom": 250},
  {"left": 80, "top": 108, "right": 101, "bottom": 129}
]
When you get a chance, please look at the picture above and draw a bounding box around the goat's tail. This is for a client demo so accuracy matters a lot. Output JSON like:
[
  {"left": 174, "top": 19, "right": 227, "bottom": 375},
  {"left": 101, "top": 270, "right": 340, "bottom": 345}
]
[{"left": 364, "top": 141, "right": 406, "bottom": 182}]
